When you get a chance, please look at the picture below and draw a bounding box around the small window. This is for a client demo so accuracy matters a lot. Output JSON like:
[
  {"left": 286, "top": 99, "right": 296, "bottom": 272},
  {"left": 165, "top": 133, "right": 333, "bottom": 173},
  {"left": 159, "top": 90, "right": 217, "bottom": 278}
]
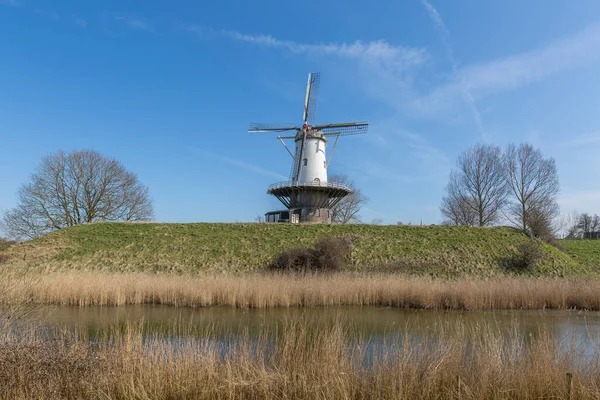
[
  {"left": 324, "top": 161, "right": 326, "bottom": 168},
  {"left": 303, "top": 158, "right": 308, "bottom": 166}
]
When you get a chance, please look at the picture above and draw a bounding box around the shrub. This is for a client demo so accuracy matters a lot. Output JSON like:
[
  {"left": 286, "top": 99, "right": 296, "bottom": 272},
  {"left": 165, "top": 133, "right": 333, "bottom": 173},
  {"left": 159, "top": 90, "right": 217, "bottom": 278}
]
[
  {"left": 503, "top": 240, "right": 545, "bottom": 272},
  {"left": 525, "top": 208, "right": 563, "bottom": 249},
  {"left": 269, "top": 237, "right": 352, "bottom": 273}
]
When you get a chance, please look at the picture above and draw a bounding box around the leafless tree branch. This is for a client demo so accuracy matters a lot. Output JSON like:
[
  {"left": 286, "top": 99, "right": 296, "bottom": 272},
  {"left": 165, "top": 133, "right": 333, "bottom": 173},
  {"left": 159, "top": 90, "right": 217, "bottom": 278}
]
[
  {"left": 329, "top": 174, "right": 368, "bottom": 224},
  {"left": 504, "top": 143, "right": 559, "bottom": 237},
  {"left": 1, "top": 150, "right": 153, "bottom": 239},
  {"left": 441, "top": 144, "right": 507, "bottom": 226}
]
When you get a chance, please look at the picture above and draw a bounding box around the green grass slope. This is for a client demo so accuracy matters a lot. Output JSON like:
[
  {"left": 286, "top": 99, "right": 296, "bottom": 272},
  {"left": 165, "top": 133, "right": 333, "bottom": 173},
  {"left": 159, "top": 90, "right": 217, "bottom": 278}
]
[
  {"left": 560, "top": 239, "right": 600, "bottom": 272},
  {"left": 1, "top": 223, "right": 590, "bottom": 277}
]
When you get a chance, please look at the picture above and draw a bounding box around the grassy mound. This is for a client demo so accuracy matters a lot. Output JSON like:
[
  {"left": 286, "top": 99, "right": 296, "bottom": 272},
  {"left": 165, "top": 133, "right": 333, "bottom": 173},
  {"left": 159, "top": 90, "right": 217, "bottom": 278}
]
[
  {"left": 560, "top": 239, "right": 600, "bottom": 272},
  {"left": 0, "top": 223, "right": 590, "bottom": 277}
]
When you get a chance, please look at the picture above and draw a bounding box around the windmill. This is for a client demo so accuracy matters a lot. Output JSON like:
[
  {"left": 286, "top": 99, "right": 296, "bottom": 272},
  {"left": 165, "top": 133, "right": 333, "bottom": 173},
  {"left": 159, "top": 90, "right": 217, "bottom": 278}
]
[{"left": 249, "top": 72, "right": 368, "bottom": 223}]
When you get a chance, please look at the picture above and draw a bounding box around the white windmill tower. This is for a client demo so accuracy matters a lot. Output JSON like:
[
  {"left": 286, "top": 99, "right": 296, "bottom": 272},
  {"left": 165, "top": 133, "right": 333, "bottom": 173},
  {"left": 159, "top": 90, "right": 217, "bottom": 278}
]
[{"left": 249, "top": 73, "right": 369, "bottom": 223}]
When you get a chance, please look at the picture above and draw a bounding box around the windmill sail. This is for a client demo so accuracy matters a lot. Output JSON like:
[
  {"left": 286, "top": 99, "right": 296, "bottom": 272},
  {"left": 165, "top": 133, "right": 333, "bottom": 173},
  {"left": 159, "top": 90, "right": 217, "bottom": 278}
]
[
  {"left": 303, "top": 72, "right": 320, "bottom": 123},
  {"left": 314, "top": 122, "right": 369, "bottom": 136},
  {"left": 249, "top": 123, "right": 299, "bottom": 133}
]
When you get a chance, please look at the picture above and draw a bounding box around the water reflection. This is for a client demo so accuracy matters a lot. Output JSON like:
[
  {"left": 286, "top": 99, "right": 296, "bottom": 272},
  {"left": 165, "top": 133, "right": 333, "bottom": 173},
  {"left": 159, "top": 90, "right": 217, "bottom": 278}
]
[{"left": 25, "top": 305, "right": 600, "bottom": 347}]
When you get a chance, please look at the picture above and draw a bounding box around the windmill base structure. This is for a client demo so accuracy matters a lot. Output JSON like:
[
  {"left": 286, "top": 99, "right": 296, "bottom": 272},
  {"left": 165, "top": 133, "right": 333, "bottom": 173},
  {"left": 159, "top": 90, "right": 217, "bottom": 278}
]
[
  {"left": 249, "top": 73, "right": 368, "bottom": 224},
  {"left": 265, "top": 180, "right": 352, "bottom": 223}
]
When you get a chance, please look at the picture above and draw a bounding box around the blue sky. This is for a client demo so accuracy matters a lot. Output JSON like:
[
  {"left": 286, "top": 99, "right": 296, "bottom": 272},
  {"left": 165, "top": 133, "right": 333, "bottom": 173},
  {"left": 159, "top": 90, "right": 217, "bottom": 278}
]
[{"left": 1, "top": 0, "right": 600, "bottom": 225}]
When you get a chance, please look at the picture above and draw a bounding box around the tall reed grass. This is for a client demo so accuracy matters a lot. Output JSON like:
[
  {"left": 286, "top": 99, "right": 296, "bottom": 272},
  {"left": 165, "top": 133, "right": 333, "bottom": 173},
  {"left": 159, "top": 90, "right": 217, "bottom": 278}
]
[
  {"left": 1, "top": 272, "right": 599, "bottom": 310},
  {"left": 1, "top": 318, "right": 599, "bottom": 399}
]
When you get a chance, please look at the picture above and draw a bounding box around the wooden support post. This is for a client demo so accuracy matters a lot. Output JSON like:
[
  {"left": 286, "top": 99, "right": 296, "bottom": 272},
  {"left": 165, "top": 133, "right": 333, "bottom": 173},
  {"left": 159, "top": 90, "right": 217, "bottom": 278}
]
[
  {"left": 566, "top": 372, "right": 573, "bottom": 400},
  {"left": 456, "top": 375, "right": 461, "bottom": 400}
]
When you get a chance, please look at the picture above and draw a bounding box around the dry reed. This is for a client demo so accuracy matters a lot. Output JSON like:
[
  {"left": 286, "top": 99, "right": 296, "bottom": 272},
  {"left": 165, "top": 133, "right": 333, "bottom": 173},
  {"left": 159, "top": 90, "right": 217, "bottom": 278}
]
[
  {"left": 1, "top": 272, "right": 600, "bottom": 310},
  {"left": 1, "top": 318, "right": 599, "bottom": 399}
]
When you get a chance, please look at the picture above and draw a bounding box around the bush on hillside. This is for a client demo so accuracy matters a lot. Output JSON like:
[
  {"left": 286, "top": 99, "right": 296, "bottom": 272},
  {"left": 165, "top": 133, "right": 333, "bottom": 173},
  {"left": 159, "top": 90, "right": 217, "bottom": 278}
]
[
  {"left": 269, "top": 237, "right": 352, "bottom": 273},
  {"left": 503, "top": 240, "right": 545, "bottom": 272}
]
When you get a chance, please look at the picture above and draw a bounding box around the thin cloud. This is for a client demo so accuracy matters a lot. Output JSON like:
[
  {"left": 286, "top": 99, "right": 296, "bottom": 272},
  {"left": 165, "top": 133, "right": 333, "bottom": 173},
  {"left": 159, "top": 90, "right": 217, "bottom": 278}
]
[
  {"left": 34, "top": 8, "right": 59, "bottom": 21},
  {"left": 558, "top": 133, "right": 600, "bottom": 148},
  {"left": 360, "top": 130, "right": 451, "bottom": 184},
  {"left": 362, "top": 161, "right": 416, "bottom": 184},
  {"left": 458, "top": 24, "right": 600, "bottom": 96},
  {"left": 420, "top": 0, "right": 451, "bottom": 57},
  {"left": 181, "top": 26, "right": 426, "bottom": 110},
  {"left": 215, "top": 28, "right": 426, "bottom": 70},
  {"left": 421, "top": 0, "right": 486, "bottom": 140},
  {"left": 401, "top": 131, "right": 450, "bottom": 168},
  {"left": 181, "top": 24, "right": 210, "bottom": 37},
  {"left": 190, "top": 147, "right": 287, "bottom": 181},
  {"left": 74, "top": 17, "right": 88, "bottom": 28},
  {"left": 115, "top": 16, "right": 152, "bottom": 32},
  {"left": 409, "top": 22, "right": 600, "bottom": 123},
  {"left": 222, "top": 30, "right": 420, "bottom": 59}
]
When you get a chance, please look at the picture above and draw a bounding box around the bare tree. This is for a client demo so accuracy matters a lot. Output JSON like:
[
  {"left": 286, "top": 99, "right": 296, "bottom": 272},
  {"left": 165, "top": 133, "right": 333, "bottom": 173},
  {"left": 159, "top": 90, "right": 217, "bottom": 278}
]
[
  {"left": 504, "top": 143, "right": 559, "bottom": 237},
  {"left": 329, "top": 174, "right": 368, "bottom": 224},
  {"left": 556, "top": 210, "right": 581, "bottom": 238},
  {"left": 577, "top": 213, "right": 600, "bottom": 237},
  {"left": 2, "top": 150, "right": 153, "bottom": 239},
  {"left": 591, "top": 215, "right": 600, "bottom": 237},
  {"left": 565, "top": 213, "right": 600, "bottom": 238},
  {"left": 440, "top": 172, "right": 478, "bottom": 226},
  {"left": 440, "top": 144, "right": 507, "bottom": 226},
  {"left": 526, "top": 201, "right": 558, "bottom": 239}
]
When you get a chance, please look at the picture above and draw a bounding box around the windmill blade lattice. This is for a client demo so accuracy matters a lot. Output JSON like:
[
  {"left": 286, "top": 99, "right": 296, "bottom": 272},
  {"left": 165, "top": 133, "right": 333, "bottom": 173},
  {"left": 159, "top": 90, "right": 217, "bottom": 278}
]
[
  {"left": 248, "top": 123, "right": 300, "bottom": 133},
  {"left": 303, "top": 72, "right": 320, "bottom": 123},
  {"left": 316, "top": 122, "right": 369, "bottom": 137}
]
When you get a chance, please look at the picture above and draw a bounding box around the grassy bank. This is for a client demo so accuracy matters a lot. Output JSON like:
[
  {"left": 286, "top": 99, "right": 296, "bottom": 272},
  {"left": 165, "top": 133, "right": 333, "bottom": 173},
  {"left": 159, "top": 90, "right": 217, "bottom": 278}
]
[
  {"left": 2, "top": 318, "right": 599, "bottom": 399},
  {"left": 1, "top": 222, "right": 590, "bottom": 276},
  {"left": 561, "top": 239, "right": 600, "bottom": 272},
  {"left": 2, "top": 273, "right": 600, "bottom": 310}
]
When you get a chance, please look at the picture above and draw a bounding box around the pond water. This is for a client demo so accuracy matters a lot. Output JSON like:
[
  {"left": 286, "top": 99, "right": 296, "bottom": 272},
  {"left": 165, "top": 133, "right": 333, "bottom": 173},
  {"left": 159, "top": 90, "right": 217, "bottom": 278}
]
[
  {"left": 24, "top": 305, "right": 600, "bottom": 347},
  {"left": 3, "top": 305, "right": 597, "bottom": 369}
]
